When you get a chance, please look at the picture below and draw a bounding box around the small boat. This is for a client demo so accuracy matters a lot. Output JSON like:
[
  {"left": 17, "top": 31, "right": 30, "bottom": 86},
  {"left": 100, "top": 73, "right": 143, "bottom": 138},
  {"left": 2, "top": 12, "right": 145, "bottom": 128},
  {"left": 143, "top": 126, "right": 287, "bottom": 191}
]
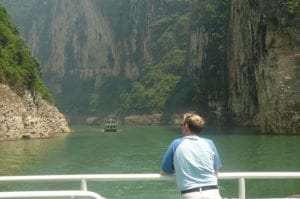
[{"left": 104, "top": 116, "right": 117, "bottom": 132}]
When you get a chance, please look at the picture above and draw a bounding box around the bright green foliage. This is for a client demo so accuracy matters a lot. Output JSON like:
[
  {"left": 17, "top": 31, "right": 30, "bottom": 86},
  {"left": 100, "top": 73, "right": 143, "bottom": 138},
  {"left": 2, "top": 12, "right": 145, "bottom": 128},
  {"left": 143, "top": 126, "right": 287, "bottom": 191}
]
[{"left": 0, "top": 4, "right": 53, "bottom": 102}]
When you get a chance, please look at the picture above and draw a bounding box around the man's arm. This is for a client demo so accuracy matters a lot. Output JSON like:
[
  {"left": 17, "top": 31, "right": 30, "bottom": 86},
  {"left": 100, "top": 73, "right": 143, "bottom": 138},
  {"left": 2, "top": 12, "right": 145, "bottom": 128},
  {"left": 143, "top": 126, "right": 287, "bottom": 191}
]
[{"left": 161, "top": 139, "right": 181, "bottom": 175}]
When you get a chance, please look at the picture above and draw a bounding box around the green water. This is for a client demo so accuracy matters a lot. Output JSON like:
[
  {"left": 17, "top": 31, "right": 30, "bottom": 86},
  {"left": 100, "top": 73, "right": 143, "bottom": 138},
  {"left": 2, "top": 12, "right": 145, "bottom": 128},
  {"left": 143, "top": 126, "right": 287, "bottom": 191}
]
[{"left": 0, "top": 126, "right": 299, "bottom": 198}]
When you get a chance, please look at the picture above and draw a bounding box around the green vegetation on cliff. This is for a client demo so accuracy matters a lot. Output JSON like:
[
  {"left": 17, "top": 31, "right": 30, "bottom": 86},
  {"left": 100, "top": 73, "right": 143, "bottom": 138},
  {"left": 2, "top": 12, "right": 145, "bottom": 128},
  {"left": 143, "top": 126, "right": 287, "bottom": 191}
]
[
  {"left": 189, "top": 0, "right": 229, "bottom": 108},
  {"left": 119, "top": 0, "right": 229, "bottom": 114},
  {"left": 1, "top": 0, "right": 230, "bottom": 115},
  {"left": 117, "top": 1, "right": 195, "bottom": 114},
  {"left": 78, "top": 0, "right": 230, "bottom": 115},
  {"left": 0, "top": 4, "right": 52, "bottom": 102}
]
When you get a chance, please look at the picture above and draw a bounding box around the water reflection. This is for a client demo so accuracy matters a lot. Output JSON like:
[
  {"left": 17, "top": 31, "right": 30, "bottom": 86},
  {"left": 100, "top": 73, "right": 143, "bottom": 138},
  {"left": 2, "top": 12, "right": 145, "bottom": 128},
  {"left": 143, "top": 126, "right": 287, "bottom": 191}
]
[{"left": 0, "top": 134, "right": 68, "bottom": 176}]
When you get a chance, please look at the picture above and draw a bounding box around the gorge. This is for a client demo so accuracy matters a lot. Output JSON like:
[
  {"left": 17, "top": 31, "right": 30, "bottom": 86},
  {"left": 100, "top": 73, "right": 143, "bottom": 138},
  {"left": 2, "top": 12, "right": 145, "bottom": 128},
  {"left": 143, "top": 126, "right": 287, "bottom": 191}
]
[{"left": 1, "top": 0, "right": 299, "bottom": 135}]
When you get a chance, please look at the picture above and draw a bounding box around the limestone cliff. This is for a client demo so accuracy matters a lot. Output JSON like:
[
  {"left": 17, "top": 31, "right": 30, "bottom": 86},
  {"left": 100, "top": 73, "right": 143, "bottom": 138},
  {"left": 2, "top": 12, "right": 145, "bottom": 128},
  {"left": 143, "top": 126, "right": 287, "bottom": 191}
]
[
  {"left": 2, "top": 0, "right": 299, "bottom": 134},
  {"left": 186, "top": 0, "right": 299, "bottom": 134},
  {"left": 2, "top": 0, "right": 155, "bottom": 113},
  {"left": 188, "top": 0, "right": 229, "bottom": 122},
  {"left": 0, "top": 84, "right": 70, "bottom": 141},
  {"left": 227, "top": 0, "right": 300, "bottom": 134},
  {"left": 3, "top": 1, "right": 152, "bottom": 85},
  {"left": 23, "top": 1, "right": 118, "bottom": 91}
]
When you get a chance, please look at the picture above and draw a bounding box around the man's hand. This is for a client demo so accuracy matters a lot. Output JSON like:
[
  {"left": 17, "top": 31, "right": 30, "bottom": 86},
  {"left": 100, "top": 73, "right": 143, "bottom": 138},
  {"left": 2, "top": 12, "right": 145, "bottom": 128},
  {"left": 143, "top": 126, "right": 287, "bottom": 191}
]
[{"left": 160, "top": 170, "right": 173, "bottom": 175}]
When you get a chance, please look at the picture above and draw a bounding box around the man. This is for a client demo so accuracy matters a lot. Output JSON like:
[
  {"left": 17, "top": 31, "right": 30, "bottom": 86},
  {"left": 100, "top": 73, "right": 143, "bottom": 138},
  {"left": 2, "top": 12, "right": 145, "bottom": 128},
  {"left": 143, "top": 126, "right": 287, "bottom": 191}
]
[{"left": 160, "top": 112, "right": 222, "bottom": 199}]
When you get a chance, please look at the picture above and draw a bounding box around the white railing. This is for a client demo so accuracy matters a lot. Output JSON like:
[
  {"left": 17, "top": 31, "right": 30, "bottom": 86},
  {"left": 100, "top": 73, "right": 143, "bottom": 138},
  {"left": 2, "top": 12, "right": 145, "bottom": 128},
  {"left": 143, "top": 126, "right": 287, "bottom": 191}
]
[
  {"left": 219, "top": 172, "right": 300, "bottom": 199},
  {"left": 0, "top": 172, "right": 300, "bottom": 199},
  {"left": 0, "top": 190, "right": 105, "bottom": 199}
]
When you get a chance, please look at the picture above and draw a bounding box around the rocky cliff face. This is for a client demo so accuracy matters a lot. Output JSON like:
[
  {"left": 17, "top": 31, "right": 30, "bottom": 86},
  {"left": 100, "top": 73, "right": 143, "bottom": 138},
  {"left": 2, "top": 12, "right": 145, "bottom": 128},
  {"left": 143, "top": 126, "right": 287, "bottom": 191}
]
[
  {"left": 2, "top": 0, "right": 299, "bottom": 134},
  {"left": 25, "top": 1, "right": 117, "bottom": 90},
  {"left": 187, "top": 0, "right": 299, "bottom": 134},
  {"left": 228, "top": 0, "right": 300, "bottom": 134},
  {"left": 188, "top": 0, "right": 228, "bottom": 122},
  {"left": 2, "top": 0, "right": 155, "bottom": 113},
  {"left": 4, "top": 0, "right": 152, "bottom": 89},
  {"left": 0, "top": 84, "right": 70, "bottom": 141}
]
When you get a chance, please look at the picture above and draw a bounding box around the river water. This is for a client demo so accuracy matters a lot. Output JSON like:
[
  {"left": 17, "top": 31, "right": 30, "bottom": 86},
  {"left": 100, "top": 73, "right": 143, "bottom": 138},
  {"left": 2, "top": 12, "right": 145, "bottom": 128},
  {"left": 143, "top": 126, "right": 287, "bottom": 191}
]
[{"left": 0, "top": 125, "right": 299, "bottom": 198}]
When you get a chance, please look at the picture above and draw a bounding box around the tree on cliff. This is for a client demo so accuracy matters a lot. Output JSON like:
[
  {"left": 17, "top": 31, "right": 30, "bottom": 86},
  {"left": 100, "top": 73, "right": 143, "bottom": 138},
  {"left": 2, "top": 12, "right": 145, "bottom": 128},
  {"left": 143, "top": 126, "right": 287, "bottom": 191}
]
[{"left": 0, "top": 4, "right": 52, "bottom": 103}]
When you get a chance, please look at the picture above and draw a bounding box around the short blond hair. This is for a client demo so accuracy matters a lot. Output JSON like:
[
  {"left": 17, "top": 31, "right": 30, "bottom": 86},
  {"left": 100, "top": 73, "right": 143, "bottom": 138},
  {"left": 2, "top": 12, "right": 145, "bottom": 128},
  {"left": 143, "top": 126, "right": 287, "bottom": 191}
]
[{"left": 183, "top": 112, "right": 205, "bottom": 133}]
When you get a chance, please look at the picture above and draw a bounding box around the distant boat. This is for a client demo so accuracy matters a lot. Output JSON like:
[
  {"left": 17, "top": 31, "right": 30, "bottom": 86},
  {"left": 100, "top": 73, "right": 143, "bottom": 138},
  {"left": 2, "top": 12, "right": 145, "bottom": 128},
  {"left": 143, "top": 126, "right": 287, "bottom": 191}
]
[{"left": 104, "top": 117, "right": 117, "bottom": 132}]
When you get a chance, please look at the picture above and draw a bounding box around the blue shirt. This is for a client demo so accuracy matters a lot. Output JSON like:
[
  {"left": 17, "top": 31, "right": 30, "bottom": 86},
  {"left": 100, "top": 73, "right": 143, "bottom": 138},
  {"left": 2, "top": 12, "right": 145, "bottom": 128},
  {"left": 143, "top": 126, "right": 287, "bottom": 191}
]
[{"left": 161, "top": 135, "right": 222, "bottom": 191}]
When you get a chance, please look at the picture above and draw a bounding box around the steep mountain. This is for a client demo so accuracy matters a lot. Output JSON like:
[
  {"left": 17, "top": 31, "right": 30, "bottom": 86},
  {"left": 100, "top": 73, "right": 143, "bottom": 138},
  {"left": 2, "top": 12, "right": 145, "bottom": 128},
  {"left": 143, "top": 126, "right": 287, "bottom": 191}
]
[
  {"left": 188, "top": 0, "right": 229, "bottom": 121},
  {"left": 227, "top": 0, "right": 300, "bottom": 134},
  {"left": 0, "top": 4, "right": 70, "bottom": 141},
  {"left": 2, "top": 0, "right": 299, "bottom": 134},
  {"left": 2, "top": 0, "right": 194, "bottom": 115},
  {"left": 189, "top": 0, "right": 299, "bottom": 134},
  {"left": 2, "top": 0, "right": 122, "bottom": 114}
]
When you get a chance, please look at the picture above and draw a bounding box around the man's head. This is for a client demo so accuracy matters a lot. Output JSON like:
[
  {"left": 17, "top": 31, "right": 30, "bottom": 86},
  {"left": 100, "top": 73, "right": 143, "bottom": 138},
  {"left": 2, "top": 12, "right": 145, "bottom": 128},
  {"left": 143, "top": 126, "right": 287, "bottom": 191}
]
[{"left": 182, "top": 112, "right": 205, "bottom": 134}]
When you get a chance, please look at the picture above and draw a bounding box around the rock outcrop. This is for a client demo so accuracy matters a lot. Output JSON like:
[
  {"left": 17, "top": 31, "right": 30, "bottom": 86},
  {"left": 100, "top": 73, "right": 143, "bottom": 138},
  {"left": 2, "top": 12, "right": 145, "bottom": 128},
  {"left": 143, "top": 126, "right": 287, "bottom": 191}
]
[
  {"left": 187, "top": 0, "right": 300, "bottom": 134},
  {"left": 0, "top": 84, "right": 70, "bottom": 141},
  {"left": 227, "top": 0, "right": 300, "bottom": 134}
]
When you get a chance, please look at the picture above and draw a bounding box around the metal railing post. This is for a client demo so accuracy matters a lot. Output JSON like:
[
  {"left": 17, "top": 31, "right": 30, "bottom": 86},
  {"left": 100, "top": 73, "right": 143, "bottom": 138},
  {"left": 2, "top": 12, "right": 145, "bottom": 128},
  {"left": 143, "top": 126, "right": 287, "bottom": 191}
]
[
  {"left": 238, "top": 177, "right": 245, "bottom": 199},
  {"left": 81, "top": 178, "right": 87, "bottom": 191}
]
